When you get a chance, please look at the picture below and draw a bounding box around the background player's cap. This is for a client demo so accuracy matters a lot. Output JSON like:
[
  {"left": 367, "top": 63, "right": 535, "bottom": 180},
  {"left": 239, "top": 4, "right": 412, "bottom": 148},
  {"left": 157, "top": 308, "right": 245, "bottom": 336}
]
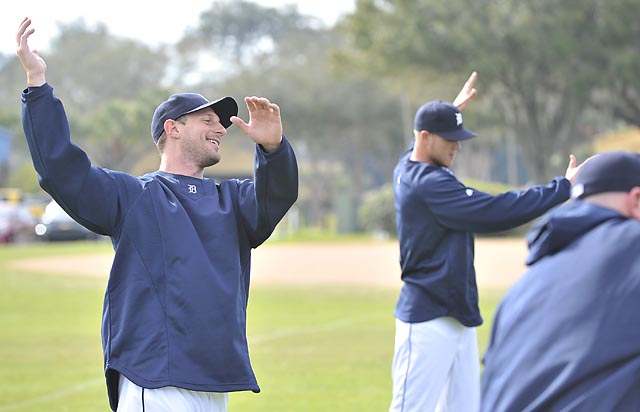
[
  {"left": 151, "top": 93, "right": 238, "bottom": 143},
  {"left": 571, "top": 150, "right": 640, "bottom": 199},
  {"left": 413, "top": 100, "right": 477, "bottom": 141}
]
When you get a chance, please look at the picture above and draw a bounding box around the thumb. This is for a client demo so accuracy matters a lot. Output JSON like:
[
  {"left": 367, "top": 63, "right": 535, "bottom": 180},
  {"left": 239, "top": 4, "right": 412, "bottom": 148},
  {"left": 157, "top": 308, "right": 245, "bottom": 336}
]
[{"left": 230, "top": 116, "right": 249, "bottom": 134}]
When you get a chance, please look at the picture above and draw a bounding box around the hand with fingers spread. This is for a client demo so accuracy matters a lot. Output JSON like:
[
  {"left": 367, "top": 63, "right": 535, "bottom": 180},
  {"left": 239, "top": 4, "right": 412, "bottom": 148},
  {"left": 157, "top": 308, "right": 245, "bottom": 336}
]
[
  {"left": 452, "top": 71, "right": 478, "bottom": 111},
  {"left": 231, "top": 96, "right": 283, "bottom": 153},
  {"left": 16, "top": 17, "right": 46, "bottom": 87}
]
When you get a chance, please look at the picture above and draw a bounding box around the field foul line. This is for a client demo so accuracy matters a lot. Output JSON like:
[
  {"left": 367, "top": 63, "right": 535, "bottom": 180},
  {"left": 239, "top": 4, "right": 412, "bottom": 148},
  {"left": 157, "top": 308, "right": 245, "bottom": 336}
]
[
  {"left": 249, "top": 316, "right": 367, "bottom": 344},
  {"left": 0, "top": 378, "right": 103, "bottom": 411},
  {"left": 0, "top": 318, "right": 368, "bottom": 410}
]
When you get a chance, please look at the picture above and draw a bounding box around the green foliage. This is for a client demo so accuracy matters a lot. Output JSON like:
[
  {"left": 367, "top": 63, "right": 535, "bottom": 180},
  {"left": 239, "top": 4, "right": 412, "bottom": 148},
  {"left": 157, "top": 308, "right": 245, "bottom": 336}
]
[
  {"left": 75, "top": 89, "right": 170, "bottom": 171},
  {"left": 1, "top": 8, "right": 409, "bottom": 228},
  {"left": 178, "top": 0, "right": 319, "bottom": 67},
  {"left": 6, "top": 162, "right": 40, "bottom": 193},
  {"left": 463, "top": 179, "right": 519, "bottom": 196},
  {"left": 270, "top": 230, "right": 376, "bottom": 244},
  {"left": 337, "top": 0, "right": 640, "bottom": 182},
  {"left": 199, "top": 27, "right": 407, "bottom": 228},
  {"left": 358, "top": 183, "right": 396, "bottom": 236},
  {"left": 2, "top": 20, "right": 173, "bottom": 175},
  {"left": 0, "top": 56, "right": 29, "bottom": 114},
  {"left": 46, "top": 20, "right": 169, "bottom": 114},
  {"left": 2, "top": 0, "right": 638, "bottom": 229},
  {"left": 590, "top": 0, "right": 640, "bottom": 125}
]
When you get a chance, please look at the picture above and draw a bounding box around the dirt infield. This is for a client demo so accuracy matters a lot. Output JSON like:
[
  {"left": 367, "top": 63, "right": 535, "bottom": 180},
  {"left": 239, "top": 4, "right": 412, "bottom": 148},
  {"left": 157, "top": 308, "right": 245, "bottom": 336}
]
[{"left": 7, "top": 238, "right": 529, "bottom": 289}]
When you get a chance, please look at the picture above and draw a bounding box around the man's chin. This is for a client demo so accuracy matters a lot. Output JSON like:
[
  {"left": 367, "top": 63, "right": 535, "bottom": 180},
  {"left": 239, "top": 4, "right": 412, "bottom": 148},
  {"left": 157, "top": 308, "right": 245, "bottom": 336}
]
[{"left": 203, "top": 156, "right": 221, "bottom": 168}]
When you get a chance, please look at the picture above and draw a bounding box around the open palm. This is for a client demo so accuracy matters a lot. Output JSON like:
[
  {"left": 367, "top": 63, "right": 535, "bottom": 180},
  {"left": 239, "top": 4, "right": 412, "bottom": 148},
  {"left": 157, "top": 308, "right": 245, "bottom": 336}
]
[
  {"left": 231, "top": 96, "right": 283, "bottom": 152},
  {"left": 16, "top": 18, "right": 47, "bottom": 87}
]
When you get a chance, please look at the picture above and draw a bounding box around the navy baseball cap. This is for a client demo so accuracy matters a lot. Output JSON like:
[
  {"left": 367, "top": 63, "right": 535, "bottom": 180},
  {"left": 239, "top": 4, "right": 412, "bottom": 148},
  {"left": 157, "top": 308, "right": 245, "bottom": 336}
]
[
  {"left": 151, "top": 93, "right": 238, "bottom": 143},
  {"left": 572, "top": 150, "right": 640, "bottom": 199},
  {"left": 413, "top": 100, "right": 477, "bottom": 141}
]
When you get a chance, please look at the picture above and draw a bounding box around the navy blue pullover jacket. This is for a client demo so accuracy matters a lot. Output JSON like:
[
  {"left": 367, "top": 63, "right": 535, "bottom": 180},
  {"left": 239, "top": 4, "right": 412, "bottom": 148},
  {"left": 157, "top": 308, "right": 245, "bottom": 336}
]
[
  {"left": 393, "top": 149, "right": 570, "bottom": 326},
  {"left": 22, "top": 84, "right": 298, "bottom": 410},
  {"left": 481, "top": 201, "right": 640, "bottom": 412}
]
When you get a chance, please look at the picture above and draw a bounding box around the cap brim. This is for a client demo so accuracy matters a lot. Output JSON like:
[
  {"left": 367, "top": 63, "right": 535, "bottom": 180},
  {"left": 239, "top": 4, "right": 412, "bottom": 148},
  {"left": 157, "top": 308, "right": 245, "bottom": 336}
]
[
  {"left": 436, "top": 128, "right": 478, "bottom": 141},
  {"left": 184, "top": 96, "right": 238, "bottom": 129}
]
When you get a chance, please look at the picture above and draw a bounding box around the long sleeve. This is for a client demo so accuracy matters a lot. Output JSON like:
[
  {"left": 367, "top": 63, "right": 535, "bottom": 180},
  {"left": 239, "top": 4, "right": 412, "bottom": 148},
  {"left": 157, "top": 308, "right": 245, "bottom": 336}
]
[
  {"left": 21, "top": 83, "right": 139, "bottom": 236},
  {"left": 419, "top": 170, "right": 571, "bottom": 233},
  {"left": 237, "top": 137, "right": 299, "bottom": 247}
]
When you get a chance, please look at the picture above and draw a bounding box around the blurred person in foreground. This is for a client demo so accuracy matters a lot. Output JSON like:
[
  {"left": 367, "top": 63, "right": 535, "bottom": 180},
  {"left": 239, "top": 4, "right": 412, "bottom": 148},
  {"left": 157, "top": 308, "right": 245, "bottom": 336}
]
[
  {"left": 17, "top": 17, "right": 298, "bottom": 412},
  {"left": 390, "top": 72, "right": 589, "bottom": 412},
  {"left": 481, "top": 150, "right": 640, "bottom": 412}
]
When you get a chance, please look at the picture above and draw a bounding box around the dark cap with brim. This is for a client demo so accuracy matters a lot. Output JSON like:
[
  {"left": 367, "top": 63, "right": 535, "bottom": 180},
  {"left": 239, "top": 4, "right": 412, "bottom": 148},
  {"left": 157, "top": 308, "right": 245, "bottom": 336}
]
[
  {"left": 571, "top": 150, "right": 640, "bottom": 199},
  {"left": 151, "top": 93, "right": 238, "bottom": 143},
  {"left": 414, "top": 100, "right": 477, "bottom": 141}
]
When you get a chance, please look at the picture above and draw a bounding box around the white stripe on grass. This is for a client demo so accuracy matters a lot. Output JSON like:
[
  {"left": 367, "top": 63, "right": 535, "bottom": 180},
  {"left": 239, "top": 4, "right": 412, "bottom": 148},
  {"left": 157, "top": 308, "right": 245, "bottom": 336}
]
[
  {"left": 0, "top": 378, "right": 103, "bottom": 411},
  {"left": 249, "top": 316, "right": 367, "bottom": 344},
  {"left": 0, "top": 317, "right": 368, "bottom": 411}
]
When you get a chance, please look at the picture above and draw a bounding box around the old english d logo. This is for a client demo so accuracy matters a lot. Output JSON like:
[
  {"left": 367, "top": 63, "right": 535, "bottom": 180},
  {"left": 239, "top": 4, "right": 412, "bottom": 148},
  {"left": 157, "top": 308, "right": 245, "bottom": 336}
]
[{"left": 183, "top": 182, "right": 203, "bottom": 200}]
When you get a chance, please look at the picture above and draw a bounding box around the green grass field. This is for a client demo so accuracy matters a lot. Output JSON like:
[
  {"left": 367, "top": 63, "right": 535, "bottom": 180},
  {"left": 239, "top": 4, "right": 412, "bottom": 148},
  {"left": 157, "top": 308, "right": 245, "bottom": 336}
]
[{"left": 0, "top": 241, "right": 505, "bottom": 412}]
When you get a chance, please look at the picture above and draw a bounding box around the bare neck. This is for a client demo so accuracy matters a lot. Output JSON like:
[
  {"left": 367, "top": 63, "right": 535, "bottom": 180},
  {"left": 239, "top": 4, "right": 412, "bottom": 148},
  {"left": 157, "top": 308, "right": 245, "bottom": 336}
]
[
  {"left": 159, "top": 154, "right": 205, "bottom": 179},
  {"left": 583, "top": 192, "right": 630, "bottom": 217},
  {"left": 410, "top": 135, "right": 431, "bottom": 163}
]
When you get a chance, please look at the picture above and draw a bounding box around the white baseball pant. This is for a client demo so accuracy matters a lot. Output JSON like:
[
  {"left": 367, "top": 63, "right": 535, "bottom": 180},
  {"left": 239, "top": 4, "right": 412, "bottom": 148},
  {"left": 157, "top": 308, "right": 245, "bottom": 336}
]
[
  {"left": 390, "top": 317, "right": 480, "bottom": 412},
  {"left": 116, "top": 374, "right": 228, "bottom": 412}
]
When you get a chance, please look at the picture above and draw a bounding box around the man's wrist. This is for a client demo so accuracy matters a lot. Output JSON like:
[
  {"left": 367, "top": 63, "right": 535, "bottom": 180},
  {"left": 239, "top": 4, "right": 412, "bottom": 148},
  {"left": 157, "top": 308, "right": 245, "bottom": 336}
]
[
  {"left": 261, "top": 138, "right": 283, "bottom": 153},
  {"left": 26, "top": 74, "right": 46, "bottom": 87}
]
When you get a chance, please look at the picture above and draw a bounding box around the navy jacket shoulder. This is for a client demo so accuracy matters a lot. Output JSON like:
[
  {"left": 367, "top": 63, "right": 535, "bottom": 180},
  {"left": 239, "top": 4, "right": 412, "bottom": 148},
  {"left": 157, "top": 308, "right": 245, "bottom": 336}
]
[
  {"left": 481, "top": 201, "right": 640, "bottom": 412},
  {"left": 393, "top": 149, "right": 570, "bottom": 325}
]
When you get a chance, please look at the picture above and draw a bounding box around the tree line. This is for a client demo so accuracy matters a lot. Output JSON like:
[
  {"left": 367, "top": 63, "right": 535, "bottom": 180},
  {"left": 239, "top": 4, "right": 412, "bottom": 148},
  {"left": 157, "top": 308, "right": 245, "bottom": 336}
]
[{"left": 0, "top": 0, "right": 637, "bottom": 231}]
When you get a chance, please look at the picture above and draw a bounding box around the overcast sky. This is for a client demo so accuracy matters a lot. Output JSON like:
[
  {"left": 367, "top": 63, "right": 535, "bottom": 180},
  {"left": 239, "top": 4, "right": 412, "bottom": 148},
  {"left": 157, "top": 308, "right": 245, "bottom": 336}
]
[{"left": 1, "top": 0, "right": 355, "bottom": 56}]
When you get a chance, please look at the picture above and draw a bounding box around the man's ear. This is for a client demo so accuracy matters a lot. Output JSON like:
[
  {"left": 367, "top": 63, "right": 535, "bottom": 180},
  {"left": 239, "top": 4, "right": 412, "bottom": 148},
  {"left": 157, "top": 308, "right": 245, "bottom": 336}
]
[
  {"left": 417, "top": 130, "right": 430, "bottom": 142},
  {"left": 627, "top": 187, "right": 640, "bottom": 220},
  {"left": 164, "top": 119, "right": 181, "bottom": 139}
]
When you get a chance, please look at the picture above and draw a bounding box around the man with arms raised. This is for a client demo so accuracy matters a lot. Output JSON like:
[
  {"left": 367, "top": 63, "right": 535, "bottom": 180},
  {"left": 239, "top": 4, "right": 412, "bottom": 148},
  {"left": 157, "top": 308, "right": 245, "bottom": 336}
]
[
  {"left": 17, "top": 17, "right": 298, "bottom": 412},
  {"left": 390, "top": 72, "right": 587, "bottom": 412}
]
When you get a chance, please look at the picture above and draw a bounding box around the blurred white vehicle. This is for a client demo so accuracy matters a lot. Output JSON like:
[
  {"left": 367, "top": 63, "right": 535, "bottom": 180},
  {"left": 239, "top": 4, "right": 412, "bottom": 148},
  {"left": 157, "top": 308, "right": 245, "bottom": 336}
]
[{"left": 35, "top": 200, "right": 99, "bottom": 241}]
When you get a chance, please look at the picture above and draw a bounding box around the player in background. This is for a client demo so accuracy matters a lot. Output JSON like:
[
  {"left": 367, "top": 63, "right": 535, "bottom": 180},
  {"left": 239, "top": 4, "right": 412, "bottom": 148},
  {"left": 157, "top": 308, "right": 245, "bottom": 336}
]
[
  {"left": 17, "top": 17, "right": 298, "bottom": 412},
  {"left": 390, "top": 71, "right": 589, "bottom": 412},
  {"left": 481, "top": 150, "right": 640, "bottom": 412}
]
